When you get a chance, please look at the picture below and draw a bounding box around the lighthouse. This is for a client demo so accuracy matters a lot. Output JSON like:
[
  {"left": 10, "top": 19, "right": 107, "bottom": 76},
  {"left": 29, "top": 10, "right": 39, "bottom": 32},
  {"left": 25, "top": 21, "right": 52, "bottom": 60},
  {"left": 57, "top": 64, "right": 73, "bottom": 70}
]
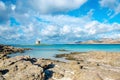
[{"left": 35, "top": 40, "right": 40, "bottom": 45}]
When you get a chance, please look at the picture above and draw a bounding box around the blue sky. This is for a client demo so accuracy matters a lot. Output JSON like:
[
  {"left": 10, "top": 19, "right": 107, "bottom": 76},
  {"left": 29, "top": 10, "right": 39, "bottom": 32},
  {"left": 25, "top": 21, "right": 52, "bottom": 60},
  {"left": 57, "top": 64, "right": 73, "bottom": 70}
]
[{"left": 0, "top": 0, "right": 120, "bottom": 44}]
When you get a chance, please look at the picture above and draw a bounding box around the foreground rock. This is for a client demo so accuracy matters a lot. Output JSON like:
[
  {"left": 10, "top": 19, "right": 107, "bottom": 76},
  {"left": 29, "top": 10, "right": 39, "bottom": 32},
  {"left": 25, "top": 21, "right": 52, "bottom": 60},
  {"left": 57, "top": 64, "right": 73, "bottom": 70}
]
[
  {"left": 0, "top": 56, "right": 43, "bottom": 80},
  {"left": 0, "top": 56, "right": 70, "bottom": 80},
  {"left": 0, "top": 73, "right": 5, "bottom": 80},
  {"left": 55, "top": 51, "right": 120, "bottom": 80},
  {"left": 0, "top": 44, "right": 120, "bottom": 80}
]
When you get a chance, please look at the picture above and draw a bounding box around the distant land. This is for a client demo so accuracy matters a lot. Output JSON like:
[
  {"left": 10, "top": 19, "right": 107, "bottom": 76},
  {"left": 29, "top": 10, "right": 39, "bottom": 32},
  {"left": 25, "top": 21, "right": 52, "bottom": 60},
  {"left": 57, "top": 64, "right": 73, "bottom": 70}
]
[{"left": 75, "top": 38, "right": 120, "bottom": 44}]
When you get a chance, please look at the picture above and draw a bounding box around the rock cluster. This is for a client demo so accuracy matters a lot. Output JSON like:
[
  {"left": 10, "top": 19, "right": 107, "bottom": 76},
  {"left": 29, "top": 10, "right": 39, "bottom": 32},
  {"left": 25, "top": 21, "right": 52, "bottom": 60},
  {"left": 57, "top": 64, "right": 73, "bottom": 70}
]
[
  {"left": 0, "top": 44, "right": 120, "bottom": 80},
  {"left": 55, "top": 51, "right": 120, "bottom": 80},
  {"left": 0, "top": 55, "right": 68, "bottom": 80},
  {"left": 0, "top": 44, "right": 31, "bottom": 54},
  {"left": 0, "top": 45, "right": 31, "bottom": 60}
]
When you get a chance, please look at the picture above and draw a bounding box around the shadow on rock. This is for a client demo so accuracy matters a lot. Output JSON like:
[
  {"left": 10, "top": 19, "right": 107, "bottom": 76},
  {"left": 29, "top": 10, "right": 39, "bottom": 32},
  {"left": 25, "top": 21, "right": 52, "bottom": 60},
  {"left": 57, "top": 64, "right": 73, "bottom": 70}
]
[
  {"left": 0, "top": 69, "right": 9, "bottom": 75},
  {"left": 42, "top": 63, "right": 55, "bottom": 80},
  {"left": 21, "top": 58, "right": 37, "bottom": 64},
  {"left": 44, "top": 70, "right": 53, "bottom": 80},
  {"left": 43, "top": 63, "right": 55, "bottom": 71}
]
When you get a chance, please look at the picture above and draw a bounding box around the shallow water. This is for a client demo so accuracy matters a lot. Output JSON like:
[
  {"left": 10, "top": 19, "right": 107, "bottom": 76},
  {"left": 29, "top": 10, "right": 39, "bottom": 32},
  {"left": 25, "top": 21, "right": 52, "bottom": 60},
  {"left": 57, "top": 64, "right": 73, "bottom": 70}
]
[{"left": 9, "top": 44, "right": 120, "bottom": 61}]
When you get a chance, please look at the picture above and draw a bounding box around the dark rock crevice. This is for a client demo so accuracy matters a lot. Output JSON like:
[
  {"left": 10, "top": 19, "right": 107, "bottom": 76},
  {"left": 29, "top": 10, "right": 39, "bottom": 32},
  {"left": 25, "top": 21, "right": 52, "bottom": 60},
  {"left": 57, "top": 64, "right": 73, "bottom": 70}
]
[{"left": 0, "top": 69, "right": 9, "bottom": 75}]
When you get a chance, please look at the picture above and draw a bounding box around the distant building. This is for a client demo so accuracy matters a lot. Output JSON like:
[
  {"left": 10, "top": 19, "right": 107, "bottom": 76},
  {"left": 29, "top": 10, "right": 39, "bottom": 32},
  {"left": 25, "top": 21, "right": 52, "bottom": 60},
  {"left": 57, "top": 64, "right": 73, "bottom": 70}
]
[{"left": 35, "top": 40, "right": 40, "bottom": 45}]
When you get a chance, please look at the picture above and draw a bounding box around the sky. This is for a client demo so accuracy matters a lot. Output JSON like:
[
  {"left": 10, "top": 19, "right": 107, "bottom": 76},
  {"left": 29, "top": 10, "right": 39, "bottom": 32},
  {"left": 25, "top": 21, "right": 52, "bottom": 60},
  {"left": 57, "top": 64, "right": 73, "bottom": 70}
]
[{"left": 0, "top": 0, "right": 120, "bottom": 44}]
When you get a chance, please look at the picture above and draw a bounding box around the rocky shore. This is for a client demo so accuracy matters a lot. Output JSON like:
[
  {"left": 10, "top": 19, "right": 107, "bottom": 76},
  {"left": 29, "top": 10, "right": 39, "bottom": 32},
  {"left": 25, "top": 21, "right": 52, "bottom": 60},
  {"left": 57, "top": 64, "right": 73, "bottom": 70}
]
[
  {"left": 0, "top": 44, "right": 31, "bottom": 60},
  {"left": 0, "top": 44, "right": 31, "bottom": 54},
  {"left": 0, "top": 45, "right": 120, "bottom": 80},
  {"left": 55, "top": 51, "right": 120, "bottom": 80}
]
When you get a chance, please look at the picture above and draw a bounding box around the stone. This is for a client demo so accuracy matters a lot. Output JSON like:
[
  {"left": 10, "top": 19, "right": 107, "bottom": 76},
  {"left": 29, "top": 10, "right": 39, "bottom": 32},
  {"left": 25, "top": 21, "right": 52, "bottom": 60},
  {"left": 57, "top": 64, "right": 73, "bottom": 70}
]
[{"left": 0, "top": 74, "right": 5, "bottom": 80}]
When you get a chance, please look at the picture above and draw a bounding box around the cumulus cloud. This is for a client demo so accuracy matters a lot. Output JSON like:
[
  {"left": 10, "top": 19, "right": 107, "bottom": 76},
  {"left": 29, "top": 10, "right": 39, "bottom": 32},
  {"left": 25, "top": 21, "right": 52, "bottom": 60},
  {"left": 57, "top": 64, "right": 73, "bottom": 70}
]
[
  {"left": 0, "top": 1, "right": 8, "bottom": 23},
  {"left": 1, "top": 14, "right": 120, "bottom": 44},
  {"left": 28, "top": 0, "right": 87, "bottom": 14},
  {"left": 4, "top": 0, "right": 87, "bottom": 14},
  {"left": 11, "top": 4, "right": 16, "bottom": 11},
  {"left": 0, "top": 1, "right": 6, "bottom": 10},
  {"left": 0, "top": 0, "right": 87, "bottom": 24},
  {"left": 0, "top": 1, "right": 16, "bottom": 24},
  {"left": 0, "top": 25, "right": 20, "bottom": 43},
  {"left": 99, "top": 0, "right": 120, "bottom": 18},
  {"left": 32, "top": 15, "right": 120, "bottom": 43},
  {"left": 0, "top": 0, "right": 120, "bottom": 44}
]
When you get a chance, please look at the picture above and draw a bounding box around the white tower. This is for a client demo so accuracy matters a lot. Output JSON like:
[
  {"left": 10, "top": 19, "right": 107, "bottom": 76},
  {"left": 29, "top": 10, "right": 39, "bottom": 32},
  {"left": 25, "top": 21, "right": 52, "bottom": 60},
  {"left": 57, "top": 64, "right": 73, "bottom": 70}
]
[{"left": 35, "top": 40, "right": 40, "bottom": 45}]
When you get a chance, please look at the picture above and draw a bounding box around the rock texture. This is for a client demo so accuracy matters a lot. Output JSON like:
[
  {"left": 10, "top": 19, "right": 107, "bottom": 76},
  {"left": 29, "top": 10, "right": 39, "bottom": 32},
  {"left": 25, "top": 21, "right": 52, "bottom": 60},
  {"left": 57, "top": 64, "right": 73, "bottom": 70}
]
[
  {"left": 0, "top": 52, "right": 120, "bottom": 80},
  {"left": 0, "top": 44, "right": 120, "bottom": 80},
  {"left": 0, "top": 56, "right": 43, "bottom": 80},
  {"left": 0, "top": 44, "right": 31, "bottom": 60},
  {"left": 0, "top": 73, "right": 5, "bottom": 80},
  {"left": 55, "top": 51, "right": 120, "bottom": 80},
  {"left": 0, "top": 44, "right": 31, "bottom": 54}
]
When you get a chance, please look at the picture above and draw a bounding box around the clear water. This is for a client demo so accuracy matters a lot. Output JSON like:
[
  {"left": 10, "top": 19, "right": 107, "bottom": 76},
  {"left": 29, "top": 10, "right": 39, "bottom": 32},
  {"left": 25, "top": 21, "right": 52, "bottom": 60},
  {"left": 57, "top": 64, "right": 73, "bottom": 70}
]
[{"left": 9, "top": 44, "right": 120, "bottom": 61}]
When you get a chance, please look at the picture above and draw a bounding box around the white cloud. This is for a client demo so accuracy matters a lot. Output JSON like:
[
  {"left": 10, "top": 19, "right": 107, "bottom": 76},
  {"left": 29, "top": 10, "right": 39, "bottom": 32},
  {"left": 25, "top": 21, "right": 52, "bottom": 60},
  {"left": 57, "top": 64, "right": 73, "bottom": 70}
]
[
  {"left": 99, "top": 0, "right": 120, "bottom": 18},
  {"left": 0, "top": 1, "right": 6, "bottom": 10},
  {"left": 0, "top": 25, "right": 19, "bottom": 40},
  {"left": 60, "top": 25, "right": 71, "bottom": 35},
  {"left": 99, "top": 0, "right": 118, "bottom": 8},
  {"left": 41, "top": 25, "right": 58, "bottom": 36},
  {"left": 0, "top": 0, "right": 120, "bottom": 44},
  {"left": 11, "top": 4, "right": 16, "bottom": 11},
  {"left": 35, "top": 15, "right": 120, "bottom": 42},
  {"left": 28, "top": 0, "right": 87, "bottom": 14},
  {"left": 0, "top": 13, "right": 120, "bottom": 44},
  {"left": 98, "top": 31, "right": 120, "bottom": 39},
  {"left": 0, "top": 1, "right": 14, "bottom": 23},
  {"left": 0, "top": 0, "right": 87, "bottom": 24}
]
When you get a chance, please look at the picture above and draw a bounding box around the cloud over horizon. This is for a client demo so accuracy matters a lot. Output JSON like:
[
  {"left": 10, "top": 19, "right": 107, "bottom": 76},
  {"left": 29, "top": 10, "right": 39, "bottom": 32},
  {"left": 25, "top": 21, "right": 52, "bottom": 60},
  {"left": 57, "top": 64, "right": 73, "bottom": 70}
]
[{"left": 0, "top": 0, "right": 120, "bottom": 44}]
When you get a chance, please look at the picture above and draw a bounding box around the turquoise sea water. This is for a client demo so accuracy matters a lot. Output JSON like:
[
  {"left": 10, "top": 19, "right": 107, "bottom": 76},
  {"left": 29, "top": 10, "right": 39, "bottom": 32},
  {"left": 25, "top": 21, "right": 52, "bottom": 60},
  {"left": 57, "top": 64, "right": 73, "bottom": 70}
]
[{"left": 9, "top": 44, "right": 120, "bottom": 60}]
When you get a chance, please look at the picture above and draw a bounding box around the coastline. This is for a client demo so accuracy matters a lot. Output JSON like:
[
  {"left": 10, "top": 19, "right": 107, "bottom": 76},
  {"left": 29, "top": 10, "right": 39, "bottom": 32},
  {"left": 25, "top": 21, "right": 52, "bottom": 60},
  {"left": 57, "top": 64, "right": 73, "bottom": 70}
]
[{"left": 0, "top": 45, "right": 120, "bottom": 80}]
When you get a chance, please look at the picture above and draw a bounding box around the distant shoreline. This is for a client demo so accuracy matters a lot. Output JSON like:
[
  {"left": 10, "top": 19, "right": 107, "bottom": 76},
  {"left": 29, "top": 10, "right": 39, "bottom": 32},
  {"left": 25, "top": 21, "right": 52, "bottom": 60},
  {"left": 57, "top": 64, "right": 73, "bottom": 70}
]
[{"left": 75, "top": 38, "right": 120, "bottom": 44}]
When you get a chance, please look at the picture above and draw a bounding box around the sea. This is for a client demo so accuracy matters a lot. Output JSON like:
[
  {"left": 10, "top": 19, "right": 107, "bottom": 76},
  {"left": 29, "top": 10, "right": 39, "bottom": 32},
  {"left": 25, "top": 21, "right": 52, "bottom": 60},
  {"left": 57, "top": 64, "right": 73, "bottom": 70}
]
[{"left": 8, "top": 44, "right": 120, "bottom": 61}]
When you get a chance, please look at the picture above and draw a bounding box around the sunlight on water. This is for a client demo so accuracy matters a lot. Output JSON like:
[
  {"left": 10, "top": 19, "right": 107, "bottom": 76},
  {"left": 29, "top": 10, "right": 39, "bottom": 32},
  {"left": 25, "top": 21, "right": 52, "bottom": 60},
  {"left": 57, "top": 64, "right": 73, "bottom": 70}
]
[{"left": 9, "top": 44, "right": 120, "bottom": 60}]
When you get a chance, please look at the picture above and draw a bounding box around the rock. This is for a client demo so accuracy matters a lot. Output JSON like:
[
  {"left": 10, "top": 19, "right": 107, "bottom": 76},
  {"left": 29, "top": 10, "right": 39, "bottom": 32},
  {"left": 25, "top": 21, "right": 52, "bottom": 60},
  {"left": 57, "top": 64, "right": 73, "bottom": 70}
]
[
  {"left": 0, "top": 54, "right": 8, "bottom": 60},
  {"left": 53, "top": 51, "right": 120, "bottom": 80},
  {"left": 0, "top": 44, "right": 31, "bottom": 55},
  {"left": 0, "top": 56, "right": 31, "bottom": 68},
  {"left": 0, "top": 56, "right": 43, "bottom": 80},
  {"left": 52, "top": 72, "right": 64, "bottom": 79},
  {"left": 0, "top": 74, "right": 5, "bottom": 80},
  {"left": 0, "top": 47, "right": 120, "bottom": 80},
  {"left": 4, "top": 65, "right": 43, "bottom": 80}
]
